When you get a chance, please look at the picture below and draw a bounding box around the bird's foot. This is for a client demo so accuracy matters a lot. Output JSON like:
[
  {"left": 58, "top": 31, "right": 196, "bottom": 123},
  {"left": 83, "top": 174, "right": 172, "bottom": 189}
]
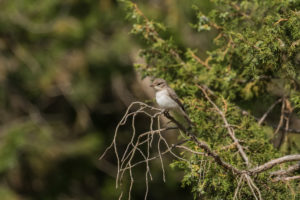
[{"left": 163, "top": 109, "right": 170, "bottom": 117}]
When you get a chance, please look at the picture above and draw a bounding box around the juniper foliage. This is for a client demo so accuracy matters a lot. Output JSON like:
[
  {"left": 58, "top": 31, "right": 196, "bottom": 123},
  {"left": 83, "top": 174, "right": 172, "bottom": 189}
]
[{"left": 121, "top": 0, "right": 300, "bottom": 199}]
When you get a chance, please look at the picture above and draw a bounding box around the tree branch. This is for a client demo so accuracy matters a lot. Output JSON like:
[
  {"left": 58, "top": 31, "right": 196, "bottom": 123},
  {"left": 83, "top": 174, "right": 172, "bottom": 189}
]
[
  {"left": 249, "top": 155, "right": 300, "bottom": 174},
  {"left": 196, "top": 84, "right": 250, "bottom": 167},
  {"left": 258, "top": 98, "right": 282, "bottom": 125},
  {"left": 163, "top": 112, "right": 244, "bottom": 175},
  {"left": 273, "top": 175, "right": 300, "bottom": 182},
  {"left": 274, "top": 97, "right": 286, "bottom": 136},
  {"left": 270, "top": 162, "right": 300, "bottom": 176}
]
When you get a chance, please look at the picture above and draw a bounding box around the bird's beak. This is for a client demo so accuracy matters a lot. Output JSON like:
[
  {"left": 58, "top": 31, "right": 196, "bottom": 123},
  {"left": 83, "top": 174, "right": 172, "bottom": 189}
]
[{"left": 150, "top": 83, "right": 154, "bottom": 87}]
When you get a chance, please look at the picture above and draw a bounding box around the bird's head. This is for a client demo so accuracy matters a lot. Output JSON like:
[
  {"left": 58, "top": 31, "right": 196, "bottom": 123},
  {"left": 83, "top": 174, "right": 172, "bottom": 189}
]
[{"left": 150, "top": 78, "right": 167, "bottom": 91}]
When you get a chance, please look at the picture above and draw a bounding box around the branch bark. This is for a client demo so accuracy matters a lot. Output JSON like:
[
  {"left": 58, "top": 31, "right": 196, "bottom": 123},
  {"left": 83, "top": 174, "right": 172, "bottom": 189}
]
[
  {"left": 270, "top": 162, "right": 300, "bottom": 176},
  {"left": 250, "top": 155, "right": 300, "bottom": 174},
  {"left": 273, "top": 175, "right": 300, "bottom": 182}
]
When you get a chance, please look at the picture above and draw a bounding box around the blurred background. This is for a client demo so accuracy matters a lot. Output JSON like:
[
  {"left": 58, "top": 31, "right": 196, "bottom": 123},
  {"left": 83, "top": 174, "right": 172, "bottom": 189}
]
[{"left": 0, "top": 0, "right": 214, "bottom": 199}]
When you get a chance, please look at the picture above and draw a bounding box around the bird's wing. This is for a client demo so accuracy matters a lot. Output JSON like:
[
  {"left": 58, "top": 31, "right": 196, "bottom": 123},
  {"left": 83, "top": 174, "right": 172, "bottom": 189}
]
[
  {"left": 167, "top": 87, "right": 185, "bottom": 111},
  {"left": 167, "top": 87, "right": 193, "bottom": 126}
]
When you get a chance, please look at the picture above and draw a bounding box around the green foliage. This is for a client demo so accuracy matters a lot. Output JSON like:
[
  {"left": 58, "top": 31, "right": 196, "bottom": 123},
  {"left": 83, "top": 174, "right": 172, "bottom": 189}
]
[{"left": 122, "top": 0, "right": 300, "bottom": 199}]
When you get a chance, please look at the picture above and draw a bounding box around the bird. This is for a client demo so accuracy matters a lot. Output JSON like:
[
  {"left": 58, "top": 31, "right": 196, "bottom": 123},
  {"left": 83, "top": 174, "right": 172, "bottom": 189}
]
[{"left": 150, "top": 78, "right": 192, "bottom": 125}]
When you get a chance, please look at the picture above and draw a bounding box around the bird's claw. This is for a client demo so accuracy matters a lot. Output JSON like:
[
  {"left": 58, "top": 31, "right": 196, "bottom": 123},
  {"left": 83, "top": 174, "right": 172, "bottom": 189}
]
[{"left": 163, "top": 110, "right": 170, "bottom": 117}]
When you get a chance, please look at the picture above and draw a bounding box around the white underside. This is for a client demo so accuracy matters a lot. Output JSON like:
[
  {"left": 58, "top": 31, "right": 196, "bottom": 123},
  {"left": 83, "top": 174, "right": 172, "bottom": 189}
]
[{"left": 156, "top": 90, "right": 178, "bottom": 109}]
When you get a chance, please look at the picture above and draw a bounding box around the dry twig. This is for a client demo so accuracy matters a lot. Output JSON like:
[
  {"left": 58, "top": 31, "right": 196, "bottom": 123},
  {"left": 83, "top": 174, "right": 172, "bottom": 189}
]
[
  {"left": 250, "top": 154, "right": 300, "bottom": 174},
  {"left": 270, "top": 162, "right": 300, "bottom": 177},
  {"left": 274, "top": 97, "right": 286, "bottom": 135},
  {"left": 273, "top": 175, "right": 300, "bottom": 182},
  {"left": 99, "top": 102, "right": 202, "bottom": 199},
  {"left": 258, "top": 98, "right": 283, "bottom": 125},
  {"left": 197, "top": 84, "right": 250, "bottom": 167}
]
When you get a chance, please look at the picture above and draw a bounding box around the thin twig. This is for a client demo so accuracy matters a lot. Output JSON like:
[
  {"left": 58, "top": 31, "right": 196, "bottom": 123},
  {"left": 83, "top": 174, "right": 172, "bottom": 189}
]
[
  {"left": 274, "top": 18, "right": 288, "bottom": 25},
  {"left": 157, "top": 117, "right": 166, "bottom": 182},
  {"left": 277, "top": 99, "right": 293, "bottom": 149},
  {"left": 189, "top": 51, "right": 211, "bottom": 69},
  {"left": 258, "top": 98, "right": 283, "bottom": 125},
  {"left": 120, "top": 139, "right": 190, "bottom": 172},
  {"left": 197, "top": 84, "right": 250, "bottom": 167},
  {"left": 274, "top": 98, "right": 286, "bottom": 135},
  {"left": 250, "top": 154, "right": 300, "bottom": 174},
  {"left": 270, "top": 162, "right": 300, "bottom": 176},
  {"left": 245, "top": 174, "right": 262, "bottom": 200},
  {"left": 233, "top": 175, "right": 245, "bottom": 200},
  {"left": 273, "top": 175, "right": 300, "bottom": 182}
]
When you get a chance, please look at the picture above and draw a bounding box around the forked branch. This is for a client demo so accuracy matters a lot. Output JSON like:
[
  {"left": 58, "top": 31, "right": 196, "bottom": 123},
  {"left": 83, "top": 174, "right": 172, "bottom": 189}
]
[{"left": 197, "top": 84, "right": 250, "bottom": 167}]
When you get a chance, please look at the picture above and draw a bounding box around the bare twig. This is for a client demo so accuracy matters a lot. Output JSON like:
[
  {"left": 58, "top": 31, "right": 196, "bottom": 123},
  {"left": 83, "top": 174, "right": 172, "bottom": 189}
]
[
  {"left": 120, "top": 139, "right": 190, "bottom": 171},
  {"left": 273, "top": 175, "right": 300, "bottom": 182},
  {"left": 189, "top": 51, "right": 211, "bottom": 69},
  {"left": 258, "top": 98, "right": 283, "bottom": 125},
  {"left": 245, "top": 174, "right": 262, "bottom": 200},
  {"left": 233, "top": 173, "right": 262, "bottom": 200},
  {"left": 274, "top": 18, "right": 289, "bottom": 25},
  {"left": 274, "top": 98, "right": 286, "bottom": 135},
  {"left": 235, "top": 100, "right": 300, "bottom": 134},
  {"left": 270, "top": 162, "right": 300, "bottom": 177},
  {"left": 277, "top": 99, "right": 293, "bottom": 149},
  {"left": 233, "top": 175, "right": 245, "bottom": 200},
  {"left": 157, "top": 117, "right": 166, "bottom": 182},
  {"left": 100, "top": 101, "right": 199, "bottom": 199},
  {"left": 276, "top": 111, "right": 291, "bottom": 149},
  {"left": 176, "top": 145, "right": 205, "bottom": 155},
  {"left": 197, "top": 84, "right": 250, "bottom": 167},
  {"left": 250, "top": 154, "right": 300, "bottom": 174}
]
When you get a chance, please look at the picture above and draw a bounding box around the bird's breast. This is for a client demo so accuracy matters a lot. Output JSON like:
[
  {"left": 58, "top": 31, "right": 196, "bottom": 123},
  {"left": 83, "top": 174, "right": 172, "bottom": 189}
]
[{"left": 156, "top": 90, "right": 178, "bottom": 109}]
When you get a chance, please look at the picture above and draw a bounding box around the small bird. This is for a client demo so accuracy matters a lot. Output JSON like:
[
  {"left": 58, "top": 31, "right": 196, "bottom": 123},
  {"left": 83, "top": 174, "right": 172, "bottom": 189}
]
[{"left": 150, "top": 78, "right": 192, "bottom": 124}]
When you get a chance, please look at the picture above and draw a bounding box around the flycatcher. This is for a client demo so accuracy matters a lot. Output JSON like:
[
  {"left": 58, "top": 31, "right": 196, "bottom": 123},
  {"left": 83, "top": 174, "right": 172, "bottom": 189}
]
[{"left": 150, "top": 78, "right": 192, "bottom": 125}]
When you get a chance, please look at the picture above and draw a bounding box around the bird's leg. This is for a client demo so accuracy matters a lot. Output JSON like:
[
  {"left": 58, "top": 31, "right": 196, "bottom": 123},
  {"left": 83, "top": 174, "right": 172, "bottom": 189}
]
[{"left": 163, "top": 110, "right": 174, "bottom": 125}]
